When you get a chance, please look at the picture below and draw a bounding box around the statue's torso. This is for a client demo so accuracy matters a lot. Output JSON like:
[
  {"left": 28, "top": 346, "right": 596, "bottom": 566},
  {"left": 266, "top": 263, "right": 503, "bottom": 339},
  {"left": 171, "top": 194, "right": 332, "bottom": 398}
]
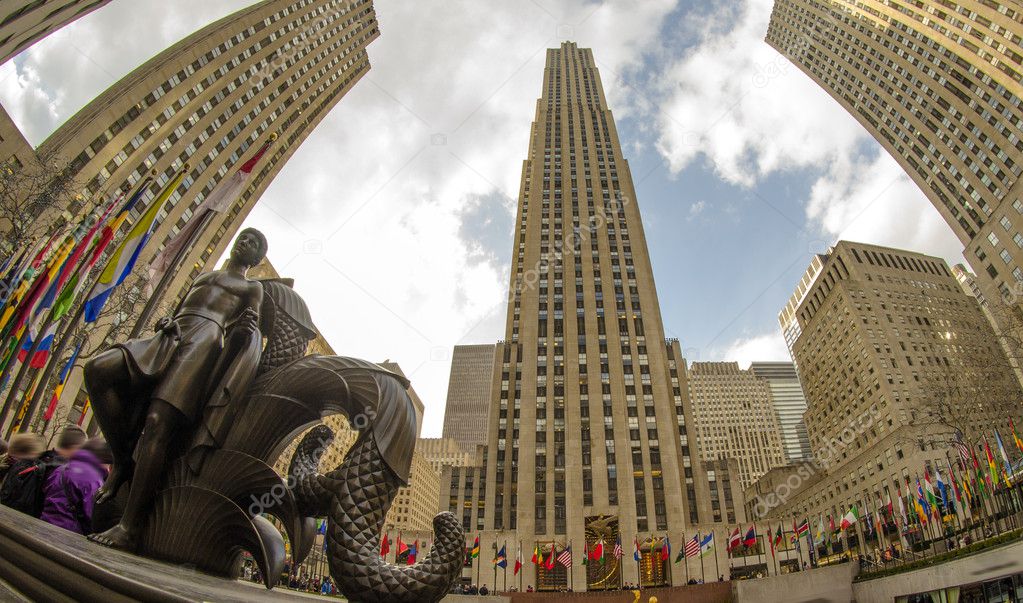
[{"left": 178, "top": 270, "right": 257, "bottom": 325}]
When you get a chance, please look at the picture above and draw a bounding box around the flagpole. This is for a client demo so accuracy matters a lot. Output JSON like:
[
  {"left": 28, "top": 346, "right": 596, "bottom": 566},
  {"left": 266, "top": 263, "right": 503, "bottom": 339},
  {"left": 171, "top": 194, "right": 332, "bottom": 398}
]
[
  {"left": 492, "top": 541, "right": 497, "bottom": 593},
  {"left": 699, "top": 532, "right": 705, "bottom": 582},
  {"left": 713, "top": 529, "right": 720, "bottom": 580},
  {"left": 683, "top": 534, "right": 690, "bottom": 584},
  {"left": 519, "top": 540, "right": 523, "bottom": 593}
]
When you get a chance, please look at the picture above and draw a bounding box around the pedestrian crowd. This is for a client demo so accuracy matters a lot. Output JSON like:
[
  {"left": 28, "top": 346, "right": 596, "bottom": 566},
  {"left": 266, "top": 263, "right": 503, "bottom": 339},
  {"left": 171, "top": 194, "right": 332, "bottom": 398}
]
[{"left": 0, "top": 427, "right": 114, "bottom": 536}]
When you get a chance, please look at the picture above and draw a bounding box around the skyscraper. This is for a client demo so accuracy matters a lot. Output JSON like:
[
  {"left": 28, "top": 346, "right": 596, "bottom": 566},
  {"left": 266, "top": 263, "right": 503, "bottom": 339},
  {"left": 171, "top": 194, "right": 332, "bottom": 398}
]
[
  {"left": 687, "top": 362, "right": 787, "bottom": 490},
  {"left": 0, "top": 1, "right": 113, "bottom": 65},
  {"left": 462, "top": 42, "right": 729, "bottom": 591},
  {"left": 758, "top": 241, "right": 1023, "bottom": 526},
  {"left": 37, "top": 0, "right": 379, "bottom": 316},
  {"left": 750, "top": 361, "right": 813, "bottom": 464},
  {"left": 442, "top": 343, "right": 496, "bottom": 450},
  {"left": 765, "top": 0, "right": 1023, "bottom": 315}
]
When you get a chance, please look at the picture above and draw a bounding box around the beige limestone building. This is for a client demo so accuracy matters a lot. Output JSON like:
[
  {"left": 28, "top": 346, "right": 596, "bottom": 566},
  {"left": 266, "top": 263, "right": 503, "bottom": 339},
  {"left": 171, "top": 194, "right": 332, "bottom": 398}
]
[
  {"left": 442, "top": 343, "right": 495, "bottom": 451},
  {"left": 448, "top": 42, "right": 740, "bottom": 592},
  {"left": 0, "top": 1, "right": 112, "bottom": 66},
  {"left": 754, "top": 241, "right": 1023, "bottom": 539},
  {"left": 750, "top": 361, "right": 813, "bottom": 464},
  {"left": 766, "top": 0, "right": 1023, "bottom": 321},
  {"left": 417, "top": 437, "right": 476, "bottom": 473},
  {"left": 38, "top": 0, "right": 378, "bottom": 336},
  {"left": 687, "top": 362, "right": 787, "bottom": 490}
]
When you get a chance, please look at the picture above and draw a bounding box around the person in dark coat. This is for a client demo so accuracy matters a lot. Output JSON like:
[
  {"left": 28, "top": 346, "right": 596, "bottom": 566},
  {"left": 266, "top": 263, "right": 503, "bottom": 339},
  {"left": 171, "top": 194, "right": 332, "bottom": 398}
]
[
  {"left": 40, "top": 438, "right": 111, "bottom": 534},
  {"left": 0, "top": 433, "right": 45, "bottom": 514}
]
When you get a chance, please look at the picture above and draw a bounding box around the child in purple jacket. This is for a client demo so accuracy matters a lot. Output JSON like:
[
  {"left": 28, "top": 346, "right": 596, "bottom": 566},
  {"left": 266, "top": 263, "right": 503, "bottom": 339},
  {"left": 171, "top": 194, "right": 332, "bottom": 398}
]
[{"left": 40, "top": 438, "right": 111, "bottom": 534}]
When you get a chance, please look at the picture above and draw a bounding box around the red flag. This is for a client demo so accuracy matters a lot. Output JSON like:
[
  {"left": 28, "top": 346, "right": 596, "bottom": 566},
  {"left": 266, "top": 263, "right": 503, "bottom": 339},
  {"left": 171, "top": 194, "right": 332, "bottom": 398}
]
[
  {"left": 380, "top": 532, "right": 390, "bottom": 557},
  {"left": 544, "top": 546, "right": 556, "bottom": 570},
  {"left": 514, "top": 545, "right": 522, "bottom": 575}
]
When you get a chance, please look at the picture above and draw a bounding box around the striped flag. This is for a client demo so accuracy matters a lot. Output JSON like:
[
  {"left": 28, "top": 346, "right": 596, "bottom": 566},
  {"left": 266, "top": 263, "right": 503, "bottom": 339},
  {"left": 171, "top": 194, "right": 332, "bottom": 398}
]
[
  {"left": 83, "top": 169, "right": 186, "bottom": 322},
  {"left": 684, "top": 534, "right": 700, "bottom": 558},
  {"left": 613, "top": 536, "right": 623, "bottom": 559},
  {"left": 953, "top": 431, "right": 971, "bottom": 466},
  {"left": 557, "top": 545, "right": 572, "bottom": 568}
]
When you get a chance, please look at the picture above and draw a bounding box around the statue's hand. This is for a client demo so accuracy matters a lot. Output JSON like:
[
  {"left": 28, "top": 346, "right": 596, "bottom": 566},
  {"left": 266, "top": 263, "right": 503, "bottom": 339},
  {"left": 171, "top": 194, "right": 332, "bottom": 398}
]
[
  {"left": 236, "top": 307, "right": 259, "bottom": 338},
  {"left": 155, "top": 317, "right": 171, "bottom": 333}
]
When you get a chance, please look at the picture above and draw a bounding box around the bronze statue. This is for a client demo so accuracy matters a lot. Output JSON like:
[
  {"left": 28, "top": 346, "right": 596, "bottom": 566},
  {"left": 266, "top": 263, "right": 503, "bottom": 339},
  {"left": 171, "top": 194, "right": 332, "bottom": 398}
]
[
  {"left": 84, "top": 228, "right": 267, "bottom": 550},
  {"left": 83, "top": 229, "right": 464, "bottom": 602}
]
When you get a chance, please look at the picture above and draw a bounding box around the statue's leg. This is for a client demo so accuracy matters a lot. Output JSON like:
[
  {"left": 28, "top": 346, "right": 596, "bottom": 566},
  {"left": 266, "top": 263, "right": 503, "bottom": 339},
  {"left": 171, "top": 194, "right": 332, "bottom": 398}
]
[
  {"left": 90, "top": 399, "right": 183, "bottom": 551},
  {"left": 84, "top": 349, "right": 137, "bottom": 504}
]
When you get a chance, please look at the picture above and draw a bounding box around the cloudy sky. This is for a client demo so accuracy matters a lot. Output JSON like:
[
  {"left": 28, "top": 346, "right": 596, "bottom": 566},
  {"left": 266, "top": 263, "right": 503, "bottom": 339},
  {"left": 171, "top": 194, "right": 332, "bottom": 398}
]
[{"left": 0, "top": 0, "right": 965, "bottom": 437}]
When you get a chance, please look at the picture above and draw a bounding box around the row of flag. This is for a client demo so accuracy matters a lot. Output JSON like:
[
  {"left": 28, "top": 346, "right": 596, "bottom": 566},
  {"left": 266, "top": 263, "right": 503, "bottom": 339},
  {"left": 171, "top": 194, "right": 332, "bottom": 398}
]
[
  {"left": 378, "top": 531, "right": 423, "bottom": 565},
  {"left": 0, "top": 134, "right": 275, "bottom": 428}
]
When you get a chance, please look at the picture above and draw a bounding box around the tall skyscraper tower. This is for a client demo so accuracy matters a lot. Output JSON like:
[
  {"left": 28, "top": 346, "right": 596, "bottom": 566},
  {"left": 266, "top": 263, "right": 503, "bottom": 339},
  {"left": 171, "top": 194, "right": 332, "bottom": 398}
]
[
  {"left": 750, "top": 361, "right": 813, "bottom": 464},
  {"left": 38, "top": 0, "right": 378, "bottom": 313},
  {"left": 442, "top": 344, "right": 496, "bottom": 450},
  {"left": 0, "top": 1, "right": 113, "bottom": 65},
  {"left": 470, "top": 42, "right": 724, "bottom": 591},
  {"left": 765, "top": 0, "right": 1023, "bottom": 316}
]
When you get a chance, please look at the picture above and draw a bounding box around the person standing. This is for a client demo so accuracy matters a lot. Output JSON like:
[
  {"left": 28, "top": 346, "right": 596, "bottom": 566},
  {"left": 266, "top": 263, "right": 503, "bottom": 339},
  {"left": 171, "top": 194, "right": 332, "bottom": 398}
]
[
  {"left": 0, "top": 433, "right": 45, "bottom": 516},
  {"left": 40, "top": 438, "right": 112, "bottom": 534}
]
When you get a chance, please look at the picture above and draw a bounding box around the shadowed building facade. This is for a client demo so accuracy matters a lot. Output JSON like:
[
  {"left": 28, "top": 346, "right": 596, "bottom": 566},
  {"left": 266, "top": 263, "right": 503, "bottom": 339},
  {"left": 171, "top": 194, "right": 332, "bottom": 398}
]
[
  {"left": 765, "top": 0, "right": 1023, "bottom": 320},
  {"left": 36, "top": 0, "right": 379, "bottom": 327},
  {"left": 0, "top": 1, "right": 113, "bottom": 65},
  {"left": 442, "top": 343, "right": 496, "bottom": 451},
  {"left": 451, "top": 42, "right": 737, "bottom": 592},
  {"left": 757, "top": 241, "right": 1023, "bottom": 535}
]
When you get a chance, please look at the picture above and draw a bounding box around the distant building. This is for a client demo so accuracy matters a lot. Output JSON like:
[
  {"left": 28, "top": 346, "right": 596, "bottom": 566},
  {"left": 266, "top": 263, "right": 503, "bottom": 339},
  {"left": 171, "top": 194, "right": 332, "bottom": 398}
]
[
  {"left": 687, "top": 361, "right": 787, "bottom": 490},
  {"left": 750, "top": 361, "right": 812, "bottom": 464},
  {"left": 441, "top": 344, "right": 495, "bottom": 450},
  {"left": 417, "top": 437, "right": 476, "bottom": 474}
]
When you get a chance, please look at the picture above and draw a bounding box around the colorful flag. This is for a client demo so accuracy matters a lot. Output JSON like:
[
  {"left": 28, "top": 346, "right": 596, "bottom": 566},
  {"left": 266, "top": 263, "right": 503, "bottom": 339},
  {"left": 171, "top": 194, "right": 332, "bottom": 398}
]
[
  {"left": 557, "top": 545, "right": 572, "bottom": 568},
  {"left": 83, "top": 169, "right": 186, "bottom": 322},
  {"left": 699, "top": 533, "right": 714, "bottom": 558},
  {"left": 149, "top": 138, "right": 274, "bottom": 282},
  {"left": 934, "top": 467, "right": 950, "bottom": 512},
  {"left": 380, "top": 532, "right": 390, "bottom": 557},
  {"left": 840, "top": 506, "right": 858, "bottom": 531},
  {"left": 613, "top": 536, "right": 623, "bottom": 560},
  {"left": 994, "top": 430, "right": 1013, "bottom": 486},
  {"left": 494, "top": 544, "right": 507, "bottom": 568},
  {"left": 984, "top": 439, "right": 999, "bottom": 490},
  {"left": 396, "top": 534, "right": 408, "bottom": 557},
  {"left": 582, "top": 541, "right": 589, "bottom": 566},
  {"left": 43, "top": 342, "right": 82, "bottom": 422},
  {"left": 660, "top": 535, "right": 670, "bottom": 561},
  {"left": 545, "top": 546, "right": 556, "bottom": 570},
  {"left": 684, "top": 534, "right": 700, "bottom": 558},
  {"left": 1011, "top": 419, "right": 1023, "bottom": 456},
  {"left": 407, "top": 541, "right": 418, "bottom": 565},
  {"left": 471, "top": 535, "right": 480, "bottom": 559},
  {"left": 794, "top": 519, "right": 809, "bottom": 537},
  {"left": 633, "top": 538, "right": 640, "bottom": 562},
  {"left": 727, "top": 526, "right": 741, "bottom": 552},
  {"left": 531, "top": 544, "right": 540, "bottom": 565},
  {"left": 514, "top": 545, "right": 522, "bottom": 575},
  {"left": 743, "top": 524, "right": 757, "bottom": 548}
]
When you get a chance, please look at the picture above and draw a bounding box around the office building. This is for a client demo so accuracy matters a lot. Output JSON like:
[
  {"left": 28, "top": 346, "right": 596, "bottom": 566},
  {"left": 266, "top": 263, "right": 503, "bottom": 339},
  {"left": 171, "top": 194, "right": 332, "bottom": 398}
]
[
  {"left": 441, "top": 344, "right": 496, "bottom": 450},
  {"left": 750, "top": 361, "right": 813, "bottom": 464}
]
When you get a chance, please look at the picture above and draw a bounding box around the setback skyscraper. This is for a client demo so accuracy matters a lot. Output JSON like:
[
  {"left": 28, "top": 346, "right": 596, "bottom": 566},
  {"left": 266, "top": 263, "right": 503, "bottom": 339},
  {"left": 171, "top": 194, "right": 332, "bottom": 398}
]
[
  {"left": 766, "top": 0, "right": 1023, "bottom": 319},
  {"left": 453, "top": 42, "right": 736, "bottom": 591}
]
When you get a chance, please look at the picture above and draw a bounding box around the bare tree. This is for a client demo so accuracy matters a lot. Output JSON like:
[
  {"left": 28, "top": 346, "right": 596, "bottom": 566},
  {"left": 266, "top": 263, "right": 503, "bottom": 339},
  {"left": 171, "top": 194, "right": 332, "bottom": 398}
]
[{"left": 0, "top": 151, "right": 83, "bottom": 256}]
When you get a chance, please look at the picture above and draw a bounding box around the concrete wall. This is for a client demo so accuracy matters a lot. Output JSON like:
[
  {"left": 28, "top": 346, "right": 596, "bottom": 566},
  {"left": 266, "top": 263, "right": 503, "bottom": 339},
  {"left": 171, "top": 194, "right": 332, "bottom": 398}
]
[
  {"left": 853, "top": 539, "right": 1023, "bottom": 602},
  {"left": 732, "top": 563, "right": 857, "bottom": 603}
]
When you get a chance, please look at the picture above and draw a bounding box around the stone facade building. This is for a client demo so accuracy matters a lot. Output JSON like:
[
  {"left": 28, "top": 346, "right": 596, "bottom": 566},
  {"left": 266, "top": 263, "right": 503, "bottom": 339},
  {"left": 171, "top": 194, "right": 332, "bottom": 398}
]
[
  {"left": 750, "top": 361, "right": 813, "bottom": 465},
  {"left": 766, "top": 0, "right": 1023, "bottom": 322},
  {"left": 687, "top": 362, "right": 787, "bottom": 490},
  {"left": 0, "top": 1, "right": 112, "bottom": 66},
  {"left": 755, "top": 241, "right": 1023, "bottom": 534}
]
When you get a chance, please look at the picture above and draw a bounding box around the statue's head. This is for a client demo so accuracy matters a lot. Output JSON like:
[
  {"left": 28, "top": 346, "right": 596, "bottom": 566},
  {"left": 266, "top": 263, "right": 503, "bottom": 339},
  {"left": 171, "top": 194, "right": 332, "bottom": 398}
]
[{"left": 231, "top": 228, "right": 268, "bottom": 267}]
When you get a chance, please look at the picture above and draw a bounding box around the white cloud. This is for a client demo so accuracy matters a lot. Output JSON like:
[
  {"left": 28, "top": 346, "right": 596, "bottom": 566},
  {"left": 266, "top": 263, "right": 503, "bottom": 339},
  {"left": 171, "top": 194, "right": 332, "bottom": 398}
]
[
  {"left": 687, "top": 199, "right": 706, "bottom": 221},
  {"left": 717, "top": 331, "right": 791, "bottom": 369},
  {"left": 0, "top": 1, "right": 681, "bottom": 437}
]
